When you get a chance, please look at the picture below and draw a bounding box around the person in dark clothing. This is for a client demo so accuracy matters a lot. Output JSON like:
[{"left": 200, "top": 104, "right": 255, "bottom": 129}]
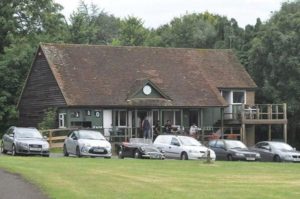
[
  {"left": 153, "top": 120, "right": 160, "bottom": 141},
  {"left": 142, "top": 117, "right": 151, "bottom": 139},
  {"left": 164, "top": 120, "right": 172, "bottom": 134}
]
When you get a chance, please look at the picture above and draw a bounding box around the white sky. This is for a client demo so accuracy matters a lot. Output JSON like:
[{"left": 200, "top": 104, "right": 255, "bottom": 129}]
[{"left": 54, "top": 0, "right": 284, "bottom": 28}]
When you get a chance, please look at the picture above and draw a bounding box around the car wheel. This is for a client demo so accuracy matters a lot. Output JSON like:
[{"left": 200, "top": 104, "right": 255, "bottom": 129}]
[
  {"left": 134, "top": 150, "right": 141, "bottom": 159},
  {"left": 63, "top": 145, "right": 69, "bottom": 157},
  {"left": 227, "top": 154, "right": 233, "bottom": 161},
  {"left": 12, "top": 144, "right": 17, "bottom": 156},
  {"left": 0, "top": 141, "right": 7, "bottom": 154},
  {"left": 76, "top": 146, "right": 82, "bottom": 158},
  {"left": 180, "top": 152, "right": 188, "bottom": 160},
  {"left": 273, "top": 155, "right": 281, "bottom": 162},
  {"left": 42, "top": 154, "right": 50, "bottom": 157},
  {"left": 104, "top": 157, "right": 111, "bottom": 159},
  {"left": 118, "top": 150, "right": 124, "bottom": 159}
]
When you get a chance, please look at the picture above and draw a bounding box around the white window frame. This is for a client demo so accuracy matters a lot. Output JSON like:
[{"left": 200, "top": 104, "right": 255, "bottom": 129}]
[
  {"left": 58, "top": 113, "right": 66, "bottom": 128},
  {"left": 115, "top": 110, "right": 127, "bottom": 127}
]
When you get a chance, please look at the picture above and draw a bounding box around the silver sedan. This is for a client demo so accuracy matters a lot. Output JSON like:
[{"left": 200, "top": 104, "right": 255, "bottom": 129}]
[
  {"left": 63, "top": 130, "right": 112, "bottom": 158},
  {"left": 251, "top": 141, "right": 300, "bottom": 162},
  {"left": 1, "top": 126, "right": 50, "bottom": 157}
]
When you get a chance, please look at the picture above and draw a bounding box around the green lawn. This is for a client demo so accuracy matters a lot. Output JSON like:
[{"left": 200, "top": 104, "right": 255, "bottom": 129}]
[{"left": 0, "top": 157, "right": 299, "bottom": 199}]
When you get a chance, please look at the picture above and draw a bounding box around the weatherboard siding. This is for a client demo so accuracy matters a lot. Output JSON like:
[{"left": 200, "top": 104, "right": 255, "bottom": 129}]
[{"left": 18, "top": 50, "right": 66, "bottom": 127}]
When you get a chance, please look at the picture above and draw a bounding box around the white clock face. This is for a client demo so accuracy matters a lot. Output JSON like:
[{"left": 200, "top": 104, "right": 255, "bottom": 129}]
[{"left": 143, "top": 85, "right": 152, "bottom": 95}]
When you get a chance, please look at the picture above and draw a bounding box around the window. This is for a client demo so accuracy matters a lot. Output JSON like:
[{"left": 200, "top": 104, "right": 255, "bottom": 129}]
[
  {"left": 59, "top": 113, "right": 66, "bottom": 128},
  {"left": 162, "top": 110, "right": 182, "bottom": 126},
  {"left": 233, "top": 91, "right": 245, "bottom": 104},
  {"left": 95, "top": 110, "right": 101, "bottom": 118},
  {"left": 152, "top": 110, "right": 159, "bottom": 125},
  {"left": 171, "top": 137, "right": 180, "bottom": 146},
  {"left": 85, "top": 110, "right": 92, "bottom": 116},
  {"left": 71, "top": 111, "right": 80, "bottom": 118},
  {"left": 114, "top": 110, "right": 127, "bottom": 127}
]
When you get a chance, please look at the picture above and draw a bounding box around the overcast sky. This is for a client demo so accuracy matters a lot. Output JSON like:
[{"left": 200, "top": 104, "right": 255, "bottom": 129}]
[{"left": 54, "top": 0, "right": 284, "bottom": 28}]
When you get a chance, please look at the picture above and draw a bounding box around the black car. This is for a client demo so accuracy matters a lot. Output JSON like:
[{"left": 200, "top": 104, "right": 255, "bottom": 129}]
[
  {"left": 208, "top": 139, "right": 261, "bottom": 161},
  {"left": 118, "top": 138, "right": 165, "bottom": 159}
]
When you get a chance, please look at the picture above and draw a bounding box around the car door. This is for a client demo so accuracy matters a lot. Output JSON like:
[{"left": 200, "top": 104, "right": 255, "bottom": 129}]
[
  {"left": 66, "top": 131, "right": 78, "bottom": 154},
  {"left": 4, "top": 128, "right": 15, "bottom": 152},
  {"left": 212, "top": 140, "right": 227, "bottom": 160},
  {"left": 256, "top": 142, "right": 273, "bottom": 161},
  {"left": 167, "top": 137, "right": 182, "bottom": 159}
]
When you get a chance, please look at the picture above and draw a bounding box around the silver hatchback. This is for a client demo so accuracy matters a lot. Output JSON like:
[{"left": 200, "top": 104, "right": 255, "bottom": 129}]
[{"left": 1, "top": 126, "right": 50, "bottom": 157}]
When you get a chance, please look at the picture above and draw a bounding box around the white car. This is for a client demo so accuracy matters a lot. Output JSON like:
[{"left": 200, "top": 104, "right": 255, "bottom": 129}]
[
  {"left": 153, "top": 135, "right": 216, "bottom": 160},
  {"left": 63, "top": 130, "right": 112, "bottom": 158}
]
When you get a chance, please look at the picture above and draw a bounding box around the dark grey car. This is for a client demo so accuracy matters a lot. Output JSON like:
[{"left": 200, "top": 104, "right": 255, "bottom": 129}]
[
  {"left": 1, "top": 127, "right": 49, "bottom": 157},
  {"left": 208, "top": 139, "right": 261, "bottom": 161},
  {"left": 251, "top": 141, "right": 300, "bottom": 162}
]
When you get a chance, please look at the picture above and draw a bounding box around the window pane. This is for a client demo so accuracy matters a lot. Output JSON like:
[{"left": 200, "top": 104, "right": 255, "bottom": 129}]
[
  {"left": 175, "top": 111, "right": 181, "bottom": 125},
  {"left": 153, "top": 111, "right": 159, "bottom": 125},
  {"left": 233, "top": 92, "right": 245, "bottom": 103},
  {"left": 120, "top": 111, "right": 127, "bottom": 126},
  {"left": 115, "top": 111, "right": 119, "bottom": 126},
  {"left": 162, "top": 111, "right": 173, "bottom": 125}
]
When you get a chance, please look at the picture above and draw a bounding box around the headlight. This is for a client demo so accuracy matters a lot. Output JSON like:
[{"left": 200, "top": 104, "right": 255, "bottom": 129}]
[
  {"left": 18, "top": 142, "right": 29, "bottom": 149},
  {"left": 255, "top": 153, "right": 261, "bottom": 158},
  {"left": 42, "top": 143, "right": 49, "bottom": 149},
  {"left": 84, "top": 143, "right": 92, "bottom": 148},
  {"left": 235, "top": 152, "right": 244, "bottom": 156},
  {"left": 140, "top": 147, "right": 145, "bottom": 152}
]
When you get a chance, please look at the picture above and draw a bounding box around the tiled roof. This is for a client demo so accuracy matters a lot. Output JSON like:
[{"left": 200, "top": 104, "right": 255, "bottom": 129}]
[{"left": 40, "top": 43, "right": 256, "bottom": 107}]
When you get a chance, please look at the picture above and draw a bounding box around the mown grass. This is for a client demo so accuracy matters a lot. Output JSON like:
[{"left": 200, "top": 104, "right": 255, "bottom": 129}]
[{"left": 0, "top": 156, "right": 299, "bottom": 199}]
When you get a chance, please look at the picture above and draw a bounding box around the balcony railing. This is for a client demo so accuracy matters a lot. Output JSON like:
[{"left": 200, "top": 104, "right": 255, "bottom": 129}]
[{"left": 241, "top": 104, "right": 287, "bottom": 121}]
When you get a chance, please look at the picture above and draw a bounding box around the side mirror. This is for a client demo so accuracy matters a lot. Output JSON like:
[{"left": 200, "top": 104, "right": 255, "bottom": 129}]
[
  {"left": 8, "top": 134, "right": 14, "bottom": 138},
  {"left": 293, "top": 147, "right": 296, "bottom": 151},
  {"left": 73, "top": 137, "right": 78, "bottom": 140},
  {"left": 43, "top": 136, "right": 48, "bottom": 140}
]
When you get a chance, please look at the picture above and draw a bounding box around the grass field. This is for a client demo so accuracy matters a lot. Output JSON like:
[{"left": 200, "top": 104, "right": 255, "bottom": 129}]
[{"left": 0, "top": 156, "right": 299, "bottom": 199}]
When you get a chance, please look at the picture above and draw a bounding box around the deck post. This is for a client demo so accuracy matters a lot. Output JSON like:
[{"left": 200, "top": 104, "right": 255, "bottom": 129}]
[
  {"left": 241, "top": 124, "right": 246, "bottom": 143},
  {"left": 284, "top": 124, "right": 287, "bottom": 143},
  {"left": 268, "top": 124, "right": 272, "bottom": 141},
  {"left": 221, "top": 108, "right": 224, "bottom": 139}
]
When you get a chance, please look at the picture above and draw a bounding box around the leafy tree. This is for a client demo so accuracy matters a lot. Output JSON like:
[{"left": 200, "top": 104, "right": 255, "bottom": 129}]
[{"left": 38, "top": 108, "right": 57, "bottom": 130}]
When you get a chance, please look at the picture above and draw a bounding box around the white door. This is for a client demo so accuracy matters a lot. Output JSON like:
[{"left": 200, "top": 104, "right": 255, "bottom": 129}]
[{"left": 103, "top": 110, "right": 112, "bottom": 138}]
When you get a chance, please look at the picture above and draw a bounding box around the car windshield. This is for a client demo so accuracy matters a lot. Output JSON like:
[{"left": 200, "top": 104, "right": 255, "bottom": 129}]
[
  {"left": 226, "top": 140, "right": 247, "bottom": 149},
  {"left": 15, "top": 128, "right": 42, "bottom": 139},
  {"left": 78, "top": 130, "right": 105, "bottom": 140},
  {"left": 178, "top": 136, "right": 202, "bottom": 146},
  {"left": 270, "top": 142, "right": 293, "bottom": 151}
]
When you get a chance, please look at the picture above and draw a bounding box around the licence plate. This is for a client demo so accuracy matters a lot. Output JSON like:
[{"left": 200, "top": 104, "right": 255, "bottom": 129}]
[
  {"left": 94, "top": 148, "right": 104, "bottom": 152},
  {"left": 30, "top": 148, "right": 42, "bottom": 151},
  {"left": 246, "top": 157, "right": 255, "bottom": 161}
]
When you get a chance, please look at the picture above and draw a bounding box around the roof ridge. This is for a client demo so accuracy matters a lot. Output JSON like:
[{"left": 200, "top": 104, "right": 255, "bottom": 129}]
[{"left": 39, "top": 42, "right": 233, "bottom": 52}]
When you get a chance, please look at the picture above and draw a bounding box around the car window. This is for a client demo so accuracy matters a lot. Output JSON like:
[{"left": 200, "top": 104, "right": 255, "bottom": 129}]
[
  {"left": 170, "top": 138, "right": 180, "bottom": 146},
  {"left": 70, "top": 132, "right": 77, "bottom": 139},
  {"left": 215, "top": 140, "right": 225, "bottom": 148},
  {"left": 15, "top": 128, "right": 42, "bottom": 139},
  {"left": 208, "top": 140, "right": 217, "bottom": 147},
  {"left": 225, "top": 140, "right": 247, "bottom": 149}
]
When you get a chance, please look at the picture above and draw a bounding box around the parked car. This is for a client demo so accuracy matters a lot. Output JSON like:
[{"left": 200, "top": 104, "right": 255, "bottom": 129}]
[
  {"left": 208, "top": 139, "right": 260, "bottom": 161},
  {"left": 118, "top": 138, "right": 165, "bottom": 159},
  {"left": 153, "top": 135, "right": 216, "bottom": 160},
  {"left": 250, "top": 141, "right": 300, "bottom": 162},
  {"left": 63, "top": 130, "right": 112, "bottom": 158},
  {"left": 0, "top": 126, "right": 49, "bottom": 157}
]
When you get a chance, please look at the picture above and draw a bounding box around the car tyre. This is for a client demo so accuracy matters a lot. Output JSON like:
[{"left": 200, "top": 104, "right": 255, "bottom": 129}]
[
  {"left": 1, "top": 141, "right": 7, "bottom": 154},
  {"left": 273, "top": 155, "right": 281, "bottom": 162},
  {"left": 134, "top": 149, "right": 141, "bottom": 159},
  {"left": 63, "top": 144, "right": 69, "bottom": 157},
  {"left": 12, "top": 144, "right": 17, "bottom": 156},
  {"left": 104, "top": 157, "right": 111, "bottom": 159},
  {"left": 76, "top": 146, "right": 82, "bottom": 158},
  {"left": 227, "top": 154, "right": 233, "bottom": 161},
  {"left": 43, "top": 154, "right": 50, "bottom": 157},
  {"left": 118, "top": 150, "right": 124, "bottom": 159},
  {"left": 180, "top": 152, "right": 188, "bottom": 160}
]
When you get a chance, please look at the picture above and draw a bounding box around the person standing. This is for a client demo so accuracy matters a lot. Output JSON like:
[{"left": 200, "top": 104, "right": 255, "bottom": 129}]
[
  {"left": 142, "top": 117, "right": 151, "bottom": 139},
  {"left": 164, "top": 120, "right": 172, "bottom": 134},
  {"left": 189, "top": 123, "right": 198, "bottom": 138}
]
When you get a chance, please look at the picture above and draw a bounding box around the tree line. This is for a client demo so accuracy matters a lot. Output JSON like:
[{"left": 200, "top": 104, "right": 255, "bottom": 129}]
[{"left": 0, "top": 0, "right": 299, "bottom": 146}]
